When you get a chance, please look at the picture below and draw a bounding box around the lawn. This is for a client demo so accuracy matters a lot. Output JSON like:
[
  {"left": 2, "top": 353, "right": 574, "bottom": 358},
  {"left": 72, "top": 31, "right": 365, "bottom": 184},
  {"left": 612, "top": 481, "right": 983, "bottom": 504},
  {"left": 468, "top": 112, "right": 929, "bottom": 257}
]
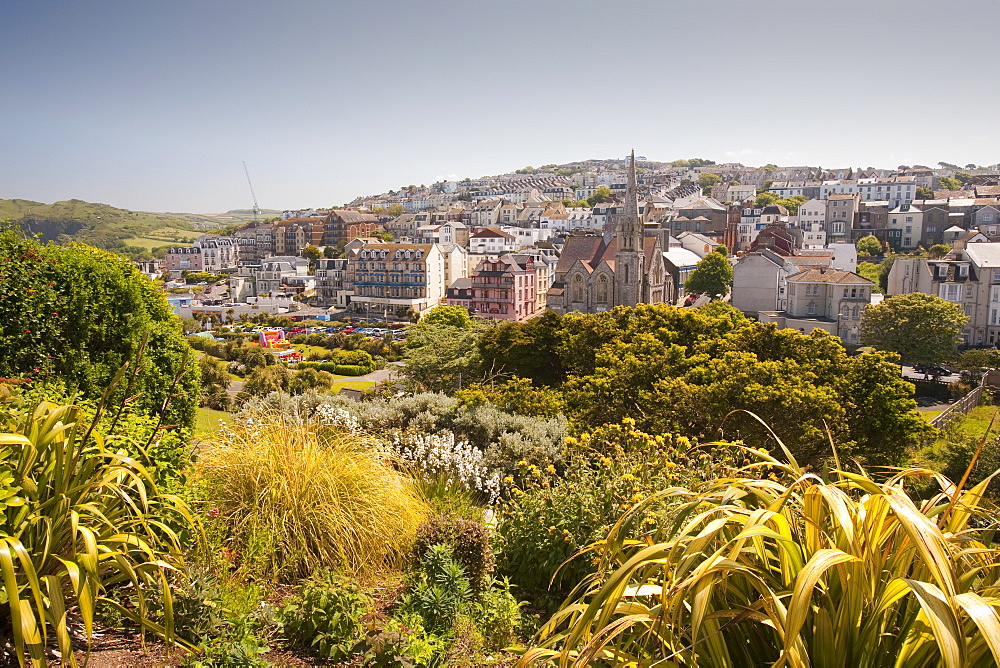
[
  {"left": 331, "top": 380, "right": 376, "bottom": 391},
  {"left": 195, "top": 407, "right": 230, "bottom": 436}
]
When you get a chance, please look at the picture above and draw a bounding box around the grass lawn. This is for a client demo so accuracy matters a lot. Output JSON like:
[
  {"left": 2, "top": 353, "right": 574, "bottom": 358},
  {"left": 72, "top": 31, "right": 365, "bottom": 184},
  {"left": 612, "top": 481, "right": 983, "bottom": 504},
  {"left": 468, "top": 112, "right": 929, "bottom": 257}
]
[
  {"left": 292, "top": 343, "right": 334, "bottom": 359},
  {"left": 920, "top": 410, "right": 944, "bottom": 422},
  {"left": 195, "top": 407, "right": 230, "bottom": 436},
  {"left": 331, "top": 380, "right": 376, "bottom": 391}
]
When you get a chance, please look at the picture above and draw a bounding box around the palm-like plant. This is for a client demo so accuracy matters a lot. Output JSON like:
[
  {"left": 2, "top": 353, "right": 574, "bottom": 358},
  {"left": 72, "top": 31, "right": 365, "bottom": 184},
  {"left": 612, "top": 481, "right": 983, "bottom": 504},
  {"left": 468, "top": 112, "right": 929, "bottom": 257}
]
[
  {"left": 0, "top": 398, "right": 198, "bottom": 667},
  {"left": 522, "top": 422, "right": 1000, "bottom": 667}
]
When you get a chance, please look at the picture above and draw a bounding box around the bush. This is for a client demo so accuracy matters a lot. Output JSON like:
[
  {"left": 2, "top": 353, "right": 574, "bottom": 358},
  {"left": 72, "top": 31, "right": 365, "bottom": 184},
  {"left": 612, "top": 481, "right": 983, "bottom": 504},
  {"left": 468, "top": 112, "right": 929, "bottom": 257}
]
[
  {"left": 413, "top": 514, "right": 494, "bottom": 591},
  {"left": 525, "top": 441, "right": 1000, "bottom": 666},
  {"left": 279, "top": 572, "right": 373, "bottom": 661},
  {"left": 495, "top": 421, "right": 738, "bottom": 611},
  {"left": 0, "top": 232, "right": 200, "bottom": 429},
  {"left": 196, "top": 413, "right": 428, "bottom": 580}
]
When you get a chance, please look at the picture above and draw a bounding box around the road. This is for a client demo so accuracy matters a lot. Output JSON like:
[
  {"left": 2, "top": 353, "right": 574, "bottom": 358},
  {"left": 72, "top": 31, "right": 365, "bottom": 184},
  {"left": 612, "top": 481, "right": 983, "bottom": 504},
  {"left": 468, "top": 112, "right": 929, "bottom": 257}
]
[{"left": 900, "top": 365, "right": 961, "bottom": 384}]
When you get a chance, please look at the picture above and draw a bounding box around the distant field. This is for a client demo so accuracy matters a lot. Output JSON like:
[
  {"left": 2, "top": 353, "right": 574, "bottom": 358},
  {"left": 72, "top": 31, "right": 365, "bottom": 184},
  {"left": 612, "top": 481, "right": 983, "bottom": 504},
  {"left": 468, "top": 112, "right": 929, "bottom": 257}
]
[{"left": 123, "top": 226, "right": 203, "bottom": 249}]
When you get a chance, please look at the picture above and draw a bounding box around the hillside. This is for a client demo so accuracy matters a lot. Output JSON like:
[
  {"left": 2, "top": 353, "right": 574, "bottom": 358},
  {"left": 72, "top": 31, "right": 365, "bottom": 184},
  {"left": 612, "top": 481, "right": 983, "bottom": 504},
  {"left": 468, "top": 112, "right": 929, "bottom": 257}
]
[{"left": 0, "top": 198, "right": 281, "bottom": 251}]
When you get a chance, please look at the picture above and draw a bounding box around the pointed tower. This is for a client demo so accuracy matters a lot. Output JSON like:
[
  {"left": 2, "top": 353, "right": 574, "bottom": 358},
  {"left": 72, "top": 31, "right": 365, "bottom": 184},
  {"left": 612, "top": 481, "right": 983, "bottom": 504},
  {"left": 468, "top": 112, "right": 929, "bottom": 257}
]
[{"left": 614, "top": 150, "right": 645, "bottom": 306}]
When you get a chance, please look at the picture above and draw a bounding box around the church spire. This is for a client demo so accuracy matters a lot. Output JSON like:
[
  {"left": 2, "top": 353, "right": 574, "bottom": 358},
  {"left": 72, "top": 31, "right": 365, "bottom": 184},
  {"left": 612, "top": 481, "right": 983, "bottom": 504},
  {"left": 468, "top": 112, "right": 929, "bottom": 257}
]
[{"left": 625, "top": 149, "right": 638, "bottom": 223}]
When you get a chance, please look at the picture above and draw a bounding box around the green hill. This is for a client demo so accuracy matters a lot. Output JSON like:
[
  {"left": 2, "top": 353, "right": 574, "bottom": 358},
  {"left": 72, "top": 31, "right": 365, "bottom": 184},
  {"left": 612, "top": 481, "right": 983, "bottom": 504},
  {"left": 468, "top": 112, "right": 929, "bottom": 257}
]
[{"left": 0, "top": 198, "right": 282, "bottom": 253}]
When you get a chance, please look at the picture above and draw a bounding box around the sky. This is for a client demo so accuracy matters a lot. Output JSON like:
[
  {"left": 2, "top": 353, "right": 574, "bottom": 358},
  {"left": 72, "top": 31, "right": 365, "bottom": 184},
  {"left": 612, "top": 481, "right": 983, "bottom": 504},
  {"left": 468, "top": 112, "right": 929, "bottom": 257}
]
[{"left": 2, "top": 0, "right": 998, "bottom": 213}]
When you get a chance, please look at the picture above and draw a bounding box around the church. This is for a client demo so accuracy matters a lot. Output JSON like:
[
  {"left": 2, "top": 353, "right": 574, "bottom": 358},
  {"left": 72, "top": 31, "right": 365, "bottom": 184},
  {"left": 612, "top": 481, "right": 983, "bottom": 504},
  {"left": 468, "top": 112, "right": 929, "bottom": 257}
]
[{"left": 548, "top": 151, "right": 670, "bottom": 313}]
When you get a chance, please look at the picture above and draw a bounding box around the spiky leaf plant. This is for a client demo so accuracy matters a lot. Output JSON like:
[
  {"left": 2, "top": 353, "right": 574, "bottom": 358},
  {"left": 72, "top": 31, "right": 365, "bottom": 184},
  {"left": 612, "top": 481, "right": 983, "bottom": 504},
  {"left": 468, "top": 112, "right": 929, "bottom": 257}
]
[
  {"left": 522, "top": 418, "right": 1000, "bottom": 667},
  {"left": 0, "top": 398, "right": 198, "bottom": 667}
]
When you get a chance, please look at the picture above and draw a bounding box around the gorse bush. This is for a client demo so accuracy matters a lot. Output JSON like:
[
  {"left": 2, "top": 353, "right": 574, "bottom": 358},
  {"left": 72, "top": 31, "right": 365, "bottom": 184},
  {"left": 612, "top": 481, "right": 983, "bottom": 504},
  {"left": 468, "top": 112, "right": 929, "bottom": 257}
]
[
  {"left": 523, "top": 431, "right": 1000, "bottom": 667},
  {"left": 0, "top": 394, "right": 199, "bottom": 666},
  {"left": 196, "top": 412, "right": 428, "bottom": 580}
]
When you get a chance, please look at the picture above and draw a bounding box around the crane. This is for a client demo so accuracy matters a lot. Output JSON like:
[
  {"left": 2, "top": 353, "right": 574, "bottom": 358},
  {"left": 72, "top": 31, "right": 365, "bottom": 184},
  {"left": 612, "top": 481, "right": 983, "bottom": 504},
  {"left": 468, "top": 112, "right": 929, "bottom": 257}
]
[{"left": 243, "top": 161, "right": 261, "bottom": 220}]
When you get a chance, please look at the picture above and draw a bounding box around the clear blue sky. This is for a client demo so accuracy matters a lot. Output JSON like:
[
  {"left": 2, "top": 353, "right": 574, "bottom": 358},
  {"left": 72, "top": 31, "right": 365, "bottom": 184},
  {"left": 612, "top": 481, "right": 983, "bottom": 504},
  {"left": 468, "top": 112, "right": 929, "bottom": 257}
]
[{"left": 2, "top": 0, "right": 998, "bottom": 213}]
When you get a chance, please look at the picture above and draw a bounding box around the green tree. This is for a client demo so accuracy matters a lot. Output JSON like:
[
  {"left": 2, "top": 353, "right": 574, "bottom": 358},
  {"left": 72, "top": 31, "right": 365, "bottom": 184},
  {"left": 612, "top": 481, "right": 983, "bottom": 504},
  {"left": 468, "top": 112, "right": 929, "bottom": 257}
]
[
  {"left": 300, "top": 244, "right": 322, "bottom": 262},
  {"left": 402, "top": 322, "right": 483, "bottom": 393},
  {"left": 586, "top": 186, "right": 613, "bottom": 207},
  {"left": 479, "top": 310, "right": 565, "bottom": 386},
  {"left": 697, "top": 173, "right": 722, "bottom": 193},
  {"left": 684, "top": 250, "right": 733, "bottom": 299},
  {"left": 760, "top": 163, "right": 779, "bottom": 171},
  {"left": 856, "top": 235, "right": 882, "bottom": 256},
  {"left": 916, "top": 186, "right": 934, "bottom": 200},
  {"left": 776, "top": 195, "right": 807, "bottom": 214},
  {"left": 0, "top": 232, "right": 199, "bottom": 428},
  {"left": 938, "top": 177, "right": 962, "bottom": 190},
  {"left": 927, "top": 244, "right": 951, "bottom": 259},
  {"left": 322, "top": 245, "right": 338, "bottom": 258},
  {"left": 387, "top": 204, "right": 406, "bottom": 217},
  {"left": 420, "top": 304, "right": 474, "bottom": 329},
  {"left": 860, "top": 293, "right": 968, "bottom": 365},
  {"left": 755, "top": 191, "right": 780, "bottom": 208}
]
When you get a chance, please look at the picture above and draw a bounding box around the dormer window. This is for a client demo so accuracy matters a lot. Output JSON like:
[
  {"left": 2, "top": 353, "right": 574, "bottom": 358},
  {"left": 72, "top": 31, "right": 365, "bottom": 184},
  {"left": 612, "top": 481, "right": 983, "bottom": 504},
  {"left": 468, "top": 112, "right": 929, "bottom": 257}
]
[
  {"left": 938, "top": 265, "right": 948, "bottom": 277},
  {"left": 960, "top": 265, "right": 969, "bottom": 277}
]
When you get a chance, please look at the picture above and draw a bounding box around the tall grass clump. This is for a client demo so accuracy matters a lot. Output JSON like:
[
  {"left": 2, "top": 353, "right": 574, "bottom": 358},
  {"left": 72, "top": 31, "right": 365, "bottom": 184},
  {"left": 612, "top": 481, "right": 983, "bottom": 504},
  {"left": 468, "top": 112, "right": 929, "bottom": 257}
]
[
  {"left": 0, "top": 396, "right": 197, "bottom": 667},
  {"left": 522, "top": 422, "right": 1000, "bottom": 667},
  {"left": 197, "top": 411, "right": 429, "bottom": 581}
]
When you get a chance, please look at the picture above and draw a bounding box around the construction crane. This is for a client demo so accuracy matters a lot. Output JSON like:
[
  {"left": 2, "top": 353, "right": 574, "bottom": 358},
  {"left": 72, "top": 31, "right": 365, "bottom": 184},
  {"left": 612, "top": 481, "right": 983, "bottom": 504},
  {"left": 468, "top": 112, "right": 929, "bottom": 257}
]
[{"left": 243, "top": 161, "right": 261, "bottom": 221}]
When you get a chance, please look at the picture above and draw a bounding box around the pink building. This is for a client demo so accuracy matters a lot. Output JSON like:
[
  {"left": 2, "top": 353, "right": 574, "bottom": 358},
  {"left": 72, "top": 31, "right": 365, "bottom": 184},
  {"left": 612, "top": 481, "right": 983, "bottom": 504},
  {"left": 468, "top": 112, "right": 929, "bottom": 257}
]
[{"left": 468, "top": 255, "right": 538, "bottom": 321}]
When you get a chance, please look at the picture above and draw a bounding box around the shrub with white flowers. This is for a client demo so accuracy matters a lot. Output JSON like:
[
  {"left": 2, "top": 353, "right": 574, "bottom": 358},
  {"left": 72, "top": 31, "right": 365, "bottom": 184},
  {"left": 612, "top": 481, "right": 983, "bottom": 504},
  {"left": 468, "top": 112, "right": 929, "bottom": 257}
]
[{"left": 392, "top": 430, "right": 501, "bottom": 503}]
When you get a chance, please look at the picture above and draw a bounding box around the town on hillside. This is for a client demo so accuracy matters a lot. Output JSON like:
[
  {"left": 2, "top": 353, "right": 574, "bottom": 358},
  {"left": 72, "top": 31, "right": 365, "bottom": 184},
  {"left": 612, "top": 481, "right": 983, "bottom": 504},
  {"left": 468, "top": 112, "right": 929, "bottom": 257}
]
[{"left": 148, "top": 157, "right": 1000, "bottom": 347}]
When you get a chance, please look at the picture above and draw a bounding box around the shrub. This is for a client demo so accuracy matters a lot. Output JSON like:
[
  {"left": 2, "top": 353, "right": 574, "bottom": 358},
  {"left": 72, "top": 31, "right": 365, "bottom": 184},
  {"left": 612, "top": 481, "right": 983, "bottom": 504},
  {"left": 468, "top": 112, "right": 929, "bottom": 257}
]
[
  {"left": 400, "top": 544, "right": 474, "bottom": 633},
  {"left": 495, "top": 421, "right": 738, "bottom": 611},
  {"left": 413, "top": 514, "right": 494, "bottom": 591},
  {"left": 0, "top": 397, "right": 198, "bottom": 664},
  {"left": 196, "top": 413, "right": 428, "bottom": 580},
  {"left": 525, "top": 438, "right": 1000, "bottom": 666},
  {"left": 0, "top": 232, "right": 200, "bottom": 429},
  {"left": 279, "top": 572, "right": 373, "bottom": 661}
]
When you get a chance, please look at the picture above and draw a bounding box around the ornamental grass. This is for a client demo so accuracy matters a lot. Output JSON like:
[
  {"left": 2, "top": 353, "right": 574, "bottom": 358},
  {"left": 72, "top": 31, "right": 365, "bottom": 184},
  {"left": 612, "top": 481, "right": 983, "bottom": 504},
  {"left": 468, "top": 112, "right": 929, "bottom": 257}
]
[
  {"left": 521, "top": 415, "right": 1000, "bottom": 667},
  {"left": 197, "top": 411, "right": 429, "bottom": 581}
]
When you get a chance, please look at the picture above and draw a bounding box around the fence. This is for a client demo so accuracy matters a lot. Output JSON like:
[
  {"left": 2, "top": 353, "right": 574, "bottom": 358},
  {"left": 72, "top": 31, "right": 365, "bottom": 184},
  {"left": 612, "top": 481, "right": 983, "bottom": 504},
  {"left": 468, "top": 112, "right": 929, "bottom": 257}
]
[{"left": 930, "top": 376, "right": 987, "bottom": 430}]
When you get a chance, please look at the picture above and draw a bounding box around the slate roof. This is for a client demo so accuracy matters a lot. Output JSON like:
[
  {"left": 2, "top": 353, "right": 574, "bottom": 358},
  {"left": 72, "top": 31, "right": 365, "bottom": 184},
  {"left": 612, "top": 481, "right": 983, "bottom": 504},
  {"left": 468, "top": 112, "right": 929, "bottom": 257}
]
[{"left": 787, "top": 268, "right": 871, "bottom": 284}]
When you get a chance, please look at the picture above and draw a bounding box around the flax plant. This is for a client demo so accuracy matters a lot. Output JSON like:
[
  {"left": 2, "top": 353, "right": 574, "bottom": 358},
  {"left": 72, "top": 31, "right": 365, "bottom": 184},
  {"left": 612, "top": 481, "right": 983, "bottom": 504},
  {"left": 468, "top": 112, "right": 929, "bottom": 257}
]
[
  {"left": 522, "top": 417, "right": 1000, "bottom": 667},
  {"left": 0, "top": 398, "right": 198, "bottom": 667},
  {"left": 196, "top": 411, "right": 429, "bottom": 581}
]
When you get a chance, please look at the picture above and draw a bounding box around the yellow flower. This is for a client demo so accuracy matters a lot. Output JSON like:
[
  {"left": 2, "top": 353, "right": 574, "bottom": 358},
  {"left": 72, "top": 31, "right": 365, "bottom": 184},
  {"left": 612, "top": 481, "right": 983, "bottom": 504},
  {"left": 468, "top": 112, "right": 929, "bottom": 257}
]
[
  {"left": 676, "top": 436, "right": 690, "bottom": 448},
  {"left": 622, "top": 416, "right": 636, "bottom": 426},
  {"left": 503, "top": 476, "right": 515, "bottom": 485},
  {"left": 545, "top": 464, "right": 556, "bottom": 475},
  {"left": 619, "top": 473, "right": 636, "bottom": 482},
  {"left": 599, "top": 457, "right": 613, "bottom": 468},
  {"left": 564, "top": 435, "right": 578, "bottom": 445},
  {"left": 517, "top": 460, "right": 528, "bottom": 468}
]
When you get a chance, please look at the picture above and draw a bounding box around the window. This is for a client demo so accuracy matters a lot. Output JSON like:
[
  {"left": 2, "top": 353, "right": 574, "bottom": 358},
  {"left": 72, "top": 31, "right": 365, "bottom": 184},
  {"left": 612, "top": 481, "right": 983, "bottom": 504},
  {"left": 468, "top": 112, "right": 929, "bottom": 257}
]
[
  {"left": 938, "top": 265, "right": 948, "bottom": 277},
  {"left": 572, "top": 275, "right": 584, "bottom": 303},
  {"left": 940, "top": 284, "right": 961, "bottom": 302},
  {"left": 807, "top": 302, "right": 816, "bottom": 315}
]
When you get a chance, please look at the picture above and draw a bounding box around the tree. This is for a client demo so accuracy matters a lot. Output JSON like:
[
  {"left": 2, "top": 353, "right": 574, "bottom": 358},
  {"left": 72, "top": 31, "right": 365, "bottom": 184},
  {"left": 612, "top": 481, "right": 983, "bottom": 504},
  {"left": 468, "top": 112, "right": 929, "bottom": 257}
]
[
  {"left": 860, "top": 293, "right": 968, "bottom": 365},
  {"left": 856, "top": 235, "right": 882, "bottom": 256},
  {"left": 322, "top": 245, "right": 338, "bottom": 258},
  {"left": 927, "top": 244, "right": 951, "bottom": 259},
  {"left": 684, "top": 250, "right": 733, "bottom": 299},
  {"left": 0, "top": 232, "right": 200, "bottom": 429},
  {"left": 760, "top": 163, "right": 779, "bottom": 171},
  {"left": 586, "top": 186, "right": 612, "bottom": 207},
  {"left": 419, "top": 305, "right": 474, "bottom": 329},
  {"left": 697, "top": 173, "right": 721, "bottom": 193},
  {"left": 300, "top": 244, "right": 322, "bottom": 263},
  {"left": 916, "top": 186, "right": 934, "bottom": 200},
  {"left": 755, "top": 191, "right": 780, "bottom": 208},
  {"left": 387, "top": 204, "right": 405, "bottom": 217},
  {"left": 938, "top": 177, "right": 962, "bottom": 190}
]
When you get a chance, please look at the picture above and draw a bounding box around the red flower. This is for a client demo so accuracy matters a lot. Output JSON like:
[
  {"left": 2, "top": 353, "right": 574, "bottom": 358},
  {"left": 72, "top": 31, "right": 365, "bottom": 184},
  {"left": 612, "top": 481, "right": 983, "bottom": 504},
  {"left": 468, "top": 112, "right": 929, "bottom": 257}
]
[{"left": 24, "top": 329, "right": 30, "bottom": 333}]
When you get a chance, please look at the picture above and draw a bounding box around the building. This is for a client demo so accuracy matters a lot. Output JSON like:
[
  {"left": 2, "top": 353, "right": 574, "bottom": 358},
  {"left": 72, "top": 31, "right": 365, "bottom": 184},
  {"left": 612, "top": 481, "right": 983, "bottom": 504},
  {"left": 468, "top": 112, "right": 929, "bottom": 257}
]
[
  {"left": 826, "top": 193, "right": 861, "bottom": 241},
  {"left": 887, "top": 204, "right": 923, "bottom": 251},
  {"left": 314, "top": 257, "right": 353, "bottom": 308},
  {"left": 548, "top": 151, "right": 669, "bottom": 313},
  {"left": 347, "top": 242, "right": 461, "bottom": 318},
  {"left": 253, "top": 256, "right": 310, "bottom": 296},
  {"left": 758, "top": 268, "right": 873, "bottom": 344},
  {"left": 463, "top": 255, "right": 539, "bottom": 321},
  {"left": 322, "top": 210, "right": 380, "bottom": 246}
]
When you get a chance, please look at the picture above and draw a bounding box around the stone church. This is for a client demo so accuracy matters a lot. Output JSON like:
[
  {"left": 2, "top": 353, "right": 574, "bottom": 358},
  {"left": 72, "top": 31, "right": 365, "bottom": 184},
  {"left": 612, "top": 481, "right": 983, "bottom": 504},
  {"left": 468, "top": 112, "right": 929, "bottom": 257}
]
[{"left": 548, "top": 151, "right": 669, "bottom": 313}]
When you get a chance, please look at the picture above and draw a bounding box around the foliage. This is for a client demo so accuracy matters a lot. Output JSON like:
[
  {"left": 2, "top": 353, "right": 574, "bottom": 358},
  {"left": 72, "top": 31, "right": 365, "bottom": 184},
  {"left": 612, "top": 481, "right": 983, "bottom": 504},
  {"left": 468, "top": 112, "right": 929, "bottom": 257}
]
[
  {"left": 0, "top": 231, "right": 200, "bottom": 429},
  {"left": 413, "top": 514, "right": 495, "bottom": 592},
  {"left": 928, "top": 243, "right": 951, "bottom": 259},
  {"left": 684, "top": 250, "right": 733, "bottom": 299},
  {"left": 420, "top": 305, "right": 475, "bottom": 330},
  {"left": 299, "top": 244, "right": 321, "bottom": 262},
  {"left": 861, "top": 292, "right": 968, "bottom": 365},
  {"left": 403, "top": 319, "right": 486, "bottom": 393},
  {"left": 697, "top": 173, "right": 721, "bottom": 192},
  {"left": 496, "top": 422, "right": 739, "bottom": 611},
  {"left": 478, "top": 311, "right": 566, "bottom": 387},
  {"left": 0, "top": 396, "right": 199, "bottom": 666},
  {"left": 196, "top": 413, "right": 428, "bottom": 581},
  {"left": 856, "top": 254, "right": 894, "bottom": 292},
  {"left": 586, "top": 186, "right": 613, "bottom": 207},
  {"left": 916, "top": 186, "right": 934, "bottom": 199},
  {"left": 456, "top": 377, "right": 566, "bottom": 418},
  {"left": 939, "top": 176, "right": 962, "bottom": 190},
  {"left": 856, "top": 234, "right": 882, "bottom": 256},
  {"left": 199, "top": 357, "right": 230, "bottom": 411},
  {"left": 279, "top": 572, "right": 373, "bottom": 661},
  {"left": 523, "top": 442, "right": 1000, "bottom": 667}
]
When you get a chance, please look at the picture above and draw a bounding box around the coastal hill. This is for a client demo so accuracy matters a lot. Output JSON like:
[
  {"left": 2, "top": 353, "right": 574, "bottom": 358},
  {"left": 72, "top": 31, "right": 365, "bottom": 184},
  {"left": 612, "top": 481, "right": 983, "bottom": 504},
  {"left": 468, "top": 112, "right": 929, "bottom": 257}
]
[{"left": 0, "top": 198, "right": 281, "bottom": 250}]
